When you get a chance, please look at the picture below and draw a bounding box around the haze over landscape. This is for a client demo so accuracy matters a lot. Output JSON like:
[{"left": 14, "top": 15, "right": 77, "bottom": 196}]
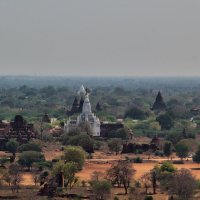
[
  {"left": 2, "top": 1, "right": 200, "bottom": 200},
  {"left": 1, "top": 0, "right": 200, "bottom": 76}
]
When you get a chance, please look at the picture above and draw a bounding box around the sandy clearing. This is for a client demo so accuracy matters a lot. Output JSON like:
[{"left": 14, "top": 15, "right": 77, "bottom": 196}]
[
  {"left": 77, "top": 161, "right": 200, "bottom": 181},
  {"left": 21, "top": 173, "right": 35, "bottom": 186},
  {"left": 20, "top": 162, "right": 200, "bottom": 186}
]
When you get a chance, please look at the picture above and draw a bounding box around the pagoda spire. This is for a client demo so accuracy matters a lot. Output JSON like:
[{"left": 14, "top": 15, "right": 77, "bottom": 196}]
[{"left": 151, "top": 91, "right": 166, "bottom": 110}]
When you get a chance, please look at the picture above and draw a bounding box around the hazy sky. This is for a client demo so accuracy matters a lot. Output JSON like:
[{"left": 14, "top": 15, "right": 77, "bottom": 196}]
[{"left": 1, "top": 0, "right": 200, "bottom": 77}]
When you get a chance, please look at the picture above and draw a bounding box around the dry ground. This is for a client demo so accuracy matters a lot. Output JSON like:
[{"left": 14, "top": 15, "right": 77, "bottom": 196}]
[{"left": 2, "top": 149, "right": 200, "bottom": 200}]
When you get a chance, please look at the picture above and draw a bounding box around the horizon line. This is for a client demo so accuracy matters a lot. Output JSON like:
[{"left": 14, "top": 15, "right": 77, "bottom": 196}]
[{"left": 1, "top": 75, "right": 200, "bottom": 78}]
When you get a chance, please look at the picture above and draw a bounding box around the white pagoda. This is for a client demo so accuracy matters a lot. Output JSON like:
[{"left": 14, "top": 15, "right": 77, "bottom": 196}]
[{"left": 65, "top": 86, "right": 100, "bottom": 137}]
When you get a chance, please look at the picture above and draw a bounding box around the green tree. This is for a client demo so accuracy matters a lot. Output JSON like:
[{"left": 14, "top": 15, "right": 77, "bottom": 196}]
[
  {"left": 140, "top": 172, "right": 151, "bottom": 194},
  {"left": 171, "top": 169, "right": 196, "bottom": 200},
  {"left": 69, "top": 133, "right": 94, "bottom": 153},
  {"left": 107, "top": 161, "right": 135, "bottom": 194},
  {"left": 6, "top": 139, "right": 19, "bottom": 161},
  {"left": 163, "top": 142, "right": 173, "bottom": 159},
  {"left": 149, "top": 166, "right": 160, "bottom": 194},
  {"left": 176, "top": 144, "right": 189, "bottom": 161},
  {"left": 177, "top": 139, "right": 199, "bottom": 153},
  {"left": 193, "top": 146, "right": 200, "bottom": 165},
  {"left": 52, "top": 161, "right": 78, "bottom": 190},
  {"left": 18, "top": 151, "right": 45, "bottom": 170},
  {"left": 160, "top": 161, "right": 176, "bottom": 173},
  {"left": 156, "top": 114, "right": 173, "bottom": 130},
  {"left": 107, "top": 128, "right": 130, "bottom": 140},
  {"left": 108, "top": 138, "right": 122, "bottom": 155},
  {"left": 90, "top": 180, "right": 112, "bottom": 200},
  {"left": 63, "top": 146, "right": 85, "bottom": 170},
  {"left": 158, "top": 162, "right": 176, "bottom": 192},
  {"left": 18, "top": 142, "right": 42, "bottom": 152},
  {"left": 124, "top": 107, "right": 146, "bottom": 120}
]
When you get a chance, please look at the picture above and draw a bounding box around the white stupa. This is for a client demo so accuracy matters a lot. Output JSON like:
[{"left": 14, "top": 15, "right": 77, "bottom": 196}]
[{"left": 65, "top": 88, "right": 100, "bottom": 137}]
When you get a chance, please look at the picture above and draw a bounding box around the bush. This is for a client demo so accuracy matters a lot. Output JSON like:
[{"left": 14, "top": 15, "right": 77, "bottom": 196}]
[
  {"left": 42, "top": 133, "right": 54, "bottom": 142},
  {"left": 94, "top": 141, "right": 102, "bottom": 150},
  {"left": 6, "top": 139, "right": 19, "bottom": 157},
  {"left": 18, "top": 151, "right": 45, "bottom": 170},
  {"left": 124, "top": 107, "right": 147, "bottom": 120},
  {"left": 154, "top": 150, "right": 164, "bottom": 157},
  {"left": 33, "top": 161, "right": 52, "bottom": 170},
  {"left": 108, "top": 138, "right": 122, "bottom": 155},
  {"left": 0, "top": 157, "right": 9, "bottom": 166},
  {"left": 68, "top": 133, "right": 94, "bottom": 153},
  {"left": 133, "top": 157, "right": 143, "bottom": 163},
  {"left": 90, "top": 180, "right": 112, "bottom": 200},
  {"left": 135, "top": 149, "right": 143, "bottom": 154},
  {"left": 196, "top": 180, "right": 200, "bottom": 189},
  {"left": 18, "top": 142, "right": 42, "bottom": 152},
  {"left": 63, "top": 146, "right": 85, "bottom": 170},
  {"left": 107, "top": 128, "right": 130, "bottom": 140},
  {"left": 144, "top": 196, "right": 153, "bottom": 200},
  {"left": 172, "top": 160, "right": 184, "bottom": 164},
  {"left": 156, "top": 114, "right": 173, "bottom": 130},
  {"left": 160, "top": 161, "right": 176, "bottom": 173}
]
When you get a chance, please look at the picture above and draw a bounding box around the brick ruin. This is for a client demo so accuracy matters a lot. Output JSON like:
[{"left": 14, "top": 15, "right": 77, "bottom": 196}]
[{"left": 0, "top": 115, "right": 37, "bottom": 149}]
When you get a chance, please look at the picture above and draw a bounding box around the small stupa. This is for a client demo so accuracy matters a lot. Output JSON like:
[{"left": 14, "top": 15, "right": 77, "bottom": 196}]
[{"left": 96, "top": 102, "right": 102, "bottom": 111}]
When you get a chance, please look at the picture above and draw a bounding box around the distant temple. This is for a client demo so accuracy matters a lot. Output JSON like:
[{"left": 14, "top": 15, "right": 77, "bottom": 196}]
[
  {"left": 65, "top": 86, "right": 101, "bottom": 137},
  {"left": 0, "top": 115, "right": 37, "bottom": 148},
  {"left": 151, "top": 91, "right": 166, "bottom": 111}
]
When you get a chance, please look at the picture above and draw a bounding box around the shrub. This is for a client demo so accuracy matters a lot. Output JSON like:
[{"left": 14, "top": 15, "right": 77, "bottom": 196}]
[
  {"left": 42, "top": 133, "right": 54, "bottom": 142},
  {"left": 33, "top": 161, "right": 52, "bottom": 170},
  {"left": 68, "top": 133, "right": 94, "bottom": 153},
  {"left": 124, "top": 107, "right": 147, "bottom": 120},
  {"left": 133, "top": 157, "right": 143, "bottom": 163},
  {"left": 154, "top": 150, "right": 164, "bottom": 157},
  {"left": 196, "top": 180, "right": 200, "bottom": 189},
  {"left": 6, "top": 139, "right": 19, "bottom": 158},
  {"left": 160, "top": 161, "right": 176, "bottom": 173},
  {"left": 90, "top": 180, "right": 112, "bottom": 200},
  {"left": 108, "top": 138, "right": 122, "bottom": 155},
  {"left": 18, "top": 151, "right": 45, "bottom": 170},
  {"left": 144, "top": 196, "right": 153, "bottom": 200},
  {"left": 107, "top": 128, "right": 130, "bottom": 140},
  {"left": 172, "top": 160, "right": 184, "bottom": 164},
  {"left": 135, "top": 149, "right": 143, "bottom": 154},
  {"left": 18, "top": 142, "right": 41, "bottom": 152},
  {"left": 94, "top": 141, "right": 102, "bottom": 150},
  {"left": 63, "top": 146, "right": 85, "bottom": 170}
]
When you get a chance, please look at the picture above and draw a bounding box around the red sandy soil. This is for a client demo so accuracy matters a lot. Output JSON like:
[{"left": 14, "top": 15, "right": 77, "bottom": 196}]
[
  {"left": 2, "top": 150, "right": 200, "bottom": 188},
  {"left": 77, "top": 161, "right": 200, "bottom": 181},
  {"left": 20, "top": 160, "right": 200, "bottom": 187}
]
